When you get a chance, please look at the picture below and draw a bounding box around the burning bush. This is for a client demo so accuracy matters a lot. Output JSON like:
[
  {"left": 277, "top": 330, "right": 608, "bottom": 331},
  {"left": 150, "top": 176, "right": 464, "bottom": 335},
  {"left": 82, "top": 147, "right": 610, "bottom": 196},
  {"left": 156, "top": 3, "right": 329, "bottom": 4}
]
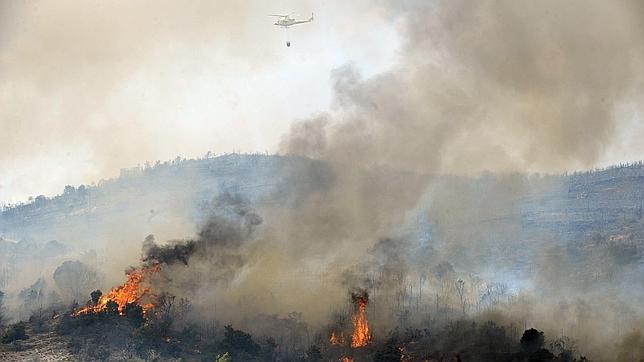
[
  {"left": 73, "top": 264, "right": 160, "bottom": 317},
  {"left": 328, "top": 289, "right": 372, "bottom": 350},
  {"left": 350, "top": 289, "right": 371, "bottom": 348}
]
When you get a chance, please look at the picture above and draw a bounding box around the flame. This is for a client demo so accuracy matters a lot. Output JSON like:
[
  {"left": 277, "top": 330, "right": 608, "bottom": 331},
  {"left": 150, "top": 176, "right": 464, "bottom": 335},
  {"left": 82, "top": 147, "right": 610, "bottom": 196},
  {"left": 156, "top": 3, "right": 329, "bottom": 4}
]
[
  {"left": 73, "top": 264, "right": 160, "bottom": 316},
  {"left": 399, "top": 346, "right": 413, "bottom": 361},
  {"left": 340, "top": 357, "right": 354, "bottom": 362},
  {"left": 350, "top": 294, "right": 371, "bottom": 348},
  {"left": 330, "top": 331, "right": 345, "bottom": 345}
]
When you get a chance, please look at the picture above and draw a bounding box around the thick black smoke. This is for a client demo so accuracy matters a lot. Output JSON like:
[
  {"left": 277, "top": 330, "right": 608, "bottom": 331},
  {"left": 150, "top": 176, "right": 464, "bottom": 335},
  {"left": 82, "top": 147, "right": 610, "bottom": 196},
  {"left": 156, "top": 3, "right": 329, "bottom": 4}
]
[{"left": 141, "top": 193, "right": 262, "bottom": 286}]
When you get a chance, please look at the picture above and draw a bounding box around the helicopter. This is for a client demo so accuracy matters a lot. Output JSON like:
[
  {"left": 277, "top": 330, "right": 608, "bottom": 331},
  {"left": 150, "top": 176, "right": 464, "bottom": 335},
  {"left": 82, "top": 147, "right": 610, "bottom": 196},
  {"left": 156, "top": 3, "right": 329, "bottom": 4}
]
[{"left": 268, "top": 13, "right": 314, "bottom": 47}]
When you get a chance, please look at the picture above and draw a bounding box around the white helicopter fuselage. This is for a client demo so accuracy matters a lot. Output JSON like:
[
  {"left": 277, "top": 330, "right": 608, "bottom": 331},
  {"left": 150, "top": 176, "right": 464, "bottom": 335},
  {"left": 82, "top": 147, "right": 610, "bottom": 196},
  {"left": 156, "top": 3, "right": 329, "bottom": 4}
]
[
  {"left": 269, "top": 13, "right": 313, "bottom": 47},
  {"left": 273, "top": 13, "right": 313, "bottom": 28}
]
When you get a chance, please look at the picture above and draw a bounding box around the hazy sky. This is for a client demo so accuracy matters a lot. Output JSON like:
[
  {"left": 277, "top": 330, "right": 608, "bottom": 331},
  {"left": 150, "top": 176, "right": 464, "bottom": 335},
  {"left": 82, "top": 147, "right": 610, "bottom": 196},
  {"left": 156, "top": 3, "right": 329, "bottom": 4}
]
[
  {"left": 0, "top": 0, "right": 400, "bottom": 203},
  {"left": 1, "top": 0, "right": 643, "bottom": 204}
]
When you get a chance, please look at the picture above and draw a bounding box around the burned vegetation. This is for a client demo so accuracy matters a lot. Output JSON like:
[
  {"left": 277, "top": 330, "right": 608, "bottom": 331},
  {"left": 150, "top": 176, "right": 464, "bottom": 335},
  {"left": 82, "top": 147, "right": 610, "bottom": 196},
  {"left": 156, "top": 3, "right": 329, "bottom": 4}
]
[
  {"left": 4, "top": 220, "right": 591, "bottom": 360},
  {"left": 3, "top": 286, "right": 591, "bottom": 361},
  {"left": 0, "top": 189, "right": 631, "bottom": 360}
]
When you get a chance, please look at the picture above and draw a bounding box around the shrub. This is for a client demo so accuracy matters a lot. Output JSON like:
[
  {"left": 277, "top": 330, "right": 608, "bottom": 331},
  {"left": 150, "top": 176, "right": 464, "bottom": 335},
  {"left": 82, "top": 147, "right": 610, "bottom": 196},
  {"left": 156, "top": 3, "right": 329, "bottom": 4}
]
[
  {"left": 220, "top": 325, "right": 260, "bottom": 357},
  {"left": 57, "top": 314, "right": 78, "bottom": 335},
  {"left": 374, "top": 336, "right": 402, "bottom": 362},
  {"left": 520, "top": 328, "right": 545, "bottom": 353},
  {"left": 1, "top": 322, "right": 29, "bottom": 344},
  {"left": 90, "top": 290, "right": 103, "bottom": 304},
  {"left": 124, "top": 303, "right": 145, "bottom": 328},
  {"left": 305, "top": 344, "right": 323, "bottom": 361},
  {"left": 105, "top": 300, "right": 119, "bottom": 316}
]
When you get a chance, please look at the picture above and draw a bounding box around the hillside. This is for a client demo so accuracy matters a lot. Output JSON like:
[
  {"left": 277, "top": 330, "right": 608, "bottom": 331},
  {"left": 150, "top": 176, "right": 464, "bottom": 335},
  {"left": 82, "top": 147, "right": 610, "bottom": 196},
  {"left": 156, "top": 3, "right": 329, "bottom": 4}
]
[
  {"left": 1, "top": 156, "right": 641, "bottom": 290},
  {"left": 0, "top": 154, "right": 330, "bottom": 246},
  {"left": 0, "top": 156, "right": 643, "bottom": 360}
]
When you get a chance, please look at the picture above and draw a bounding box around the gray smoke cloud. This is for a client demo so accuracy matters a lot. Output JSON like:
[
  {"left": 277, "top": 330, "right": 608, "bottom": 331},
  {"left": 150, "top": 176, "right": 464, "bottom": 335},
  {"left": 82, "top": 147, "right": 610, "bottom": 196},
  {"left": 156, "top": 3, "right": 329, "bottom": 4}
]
[
  {"left": 3, "top": 1, "right": 643, "bottom": 359},
  {"left": 282, "top": 0, "right": 644, "bottom": 174},
  {"left": 273, "top": 0, "right": 644, "bottom": 358}
]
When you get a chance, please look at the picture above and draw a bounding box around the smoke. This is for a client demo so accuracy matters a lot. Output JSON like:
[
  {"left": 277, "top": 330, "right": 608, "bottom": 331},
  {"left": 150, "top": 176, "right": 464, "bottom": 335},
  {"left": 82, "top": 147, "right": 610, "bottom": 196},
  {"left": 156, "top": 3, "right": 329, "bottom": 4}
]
[
  {"left": 273, "top": 0, "right": 644, "bottom": 358},
  {"left": 3, "top": 1, "right": 643, "bottom": 359},
  {"left": 283, "top": 0, "right": 644, "bottom": 174},
  {"left": 142, "top": 193, "right": 262, "bottom": 287}
]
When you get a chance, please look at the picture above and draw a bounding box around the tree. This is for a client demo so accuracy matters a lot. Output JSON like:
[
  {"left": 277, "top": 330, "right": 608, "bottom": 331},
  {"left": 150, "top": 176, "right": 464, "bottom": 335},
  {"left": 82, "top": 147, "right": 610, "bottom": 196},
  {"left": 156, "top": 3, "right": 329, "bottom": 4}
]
[
  {"left": 105, "top": 300, "right": 119, "bottom": 316},
  {"left": 149, "top": 293, "right": 175, "bottom": 336},
  {"left": 0, "top": 291, "right": 5, "bottom": 327},
  {"left": 549, "top": 336, "right": 577, "bottom": 360},
  {"left": 520, "top": 328, "right": 545, "bottom": 353},
  {"left": 476, "top": 321, "right": 511, "bottom": 356},
  {"left": 90, "top": 290, "right": 102, "bottom": 304},
  {"left": 53, "top": 261, "right": 101, "bottom": 302},
  {"left": 124, "top": 303, "right": 144, "bottom": 327},
  {"left": 456, "top": 278, "right": 466, "bottom": 314},
  {"left": 19, "top": 278, "right": 47, "bottom": 314},
  {"left": 220, "top": 325, "right": 260, "bottom": 358},
  {"left": 48, "top": 290, "right": 64, "bottom": 314}
]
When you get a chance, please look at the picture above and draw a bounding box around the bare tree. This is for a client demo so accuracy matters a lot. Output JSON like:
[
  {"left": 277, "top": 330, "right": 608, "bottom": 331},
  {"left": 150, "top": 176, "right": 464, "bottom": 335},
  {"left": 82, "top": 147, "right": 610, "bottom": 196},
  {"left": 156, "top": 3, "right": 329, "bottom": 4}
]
[
  {"left": 0, "top": 290, "right": 5, "bottom": 327},
  {"left": 455, "top": 278, "right": 466, "bottom": 315}
]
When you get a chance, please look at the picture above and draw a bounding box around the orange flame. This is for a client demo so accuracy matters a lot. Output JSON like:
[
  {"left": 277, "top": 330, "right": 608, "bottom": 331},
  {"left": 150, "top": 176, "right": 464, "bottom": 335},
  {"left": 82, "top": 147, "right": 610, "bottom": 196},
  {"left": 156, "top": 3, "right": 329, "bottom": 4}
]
[
  {"left": 73, "top": 264, "right": 160, "bottom": 316},
  {"left": 330, "top": 331, "right": 345, "bottom": 345},
  {"left": 350, "top": 295, "right": 371, "bottom": 348}
]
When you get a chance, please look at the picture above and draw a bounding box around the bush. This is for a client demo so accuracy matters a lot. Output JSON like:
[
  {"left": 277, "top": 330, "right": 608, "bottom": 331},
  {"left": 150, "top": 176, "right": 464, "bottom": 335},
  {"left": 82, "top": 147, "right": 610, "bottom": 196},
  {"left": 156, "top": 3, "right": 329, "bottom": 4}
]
[
  {"left": 105, "top": 300, "right": 119, "bottom": 316},
  {"left": 1, "top": 322, "right": 29, "bottom": 344},
  {"left": 305, "top": 345, "right": 323, "bottom": 361},
  {"left": 57, "top": 314, "right": 78, "bottom": 335},
  {"left": 220, "top": 325, "right": 260, "bottom": 357},
  {"left": 260, "top": 337, "right": 277, "bottom": 361},
  {"left": 124, "top": 303, "right": 144, "bottom": 327},
  {"left": 520, "top": 328, "right": 545, "bottom": 353},
  {"left": 90, "top": 290, "right": 103, "bottom": 304},
  {"left": 374, "top": 336, "right": 402, "bottom": 362}
]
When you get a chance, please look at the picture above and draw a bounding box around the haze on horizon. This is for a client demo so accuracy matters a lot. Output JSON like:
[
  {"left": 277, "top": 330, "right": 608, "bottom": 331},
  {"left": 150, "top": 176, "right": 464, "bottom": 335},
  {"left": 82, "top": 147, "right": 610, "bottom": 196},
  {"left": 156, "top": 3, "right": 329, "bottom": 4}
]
[{"left": 1, "top": 0, "right": 643, "bottom": 204}]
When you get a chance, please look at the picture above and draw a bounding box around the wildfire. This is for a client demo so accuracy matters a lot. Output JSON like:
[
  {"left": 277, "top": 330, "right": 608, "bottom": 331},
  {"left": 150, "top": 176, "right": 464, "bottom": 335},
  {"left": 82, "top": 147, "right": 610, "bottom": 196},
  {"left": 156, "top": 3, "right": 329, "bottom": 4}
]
[
  {"left": 350, "top": 291, "right": 371, "bottom": 348},
  {"left": 330, "top": 331, "right": 346, "bottom": 345},
  {"left": 73, "top": 264, "right": 160, "bottom": 316}
]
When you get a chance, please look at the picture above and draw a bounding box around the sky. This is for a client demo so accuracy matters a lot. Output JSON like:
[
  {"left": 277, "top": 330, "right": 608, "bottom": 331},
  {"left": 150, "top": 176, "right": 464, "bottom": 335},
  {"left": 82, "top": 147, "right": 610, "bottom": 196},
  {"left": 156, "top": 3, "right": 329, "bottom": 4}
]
[
  {"left": 0, "top": 0, "right": 400, "bottom": 203},
  {"left": 1, "top": 0, "right": 643, "bottom": 204}
]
